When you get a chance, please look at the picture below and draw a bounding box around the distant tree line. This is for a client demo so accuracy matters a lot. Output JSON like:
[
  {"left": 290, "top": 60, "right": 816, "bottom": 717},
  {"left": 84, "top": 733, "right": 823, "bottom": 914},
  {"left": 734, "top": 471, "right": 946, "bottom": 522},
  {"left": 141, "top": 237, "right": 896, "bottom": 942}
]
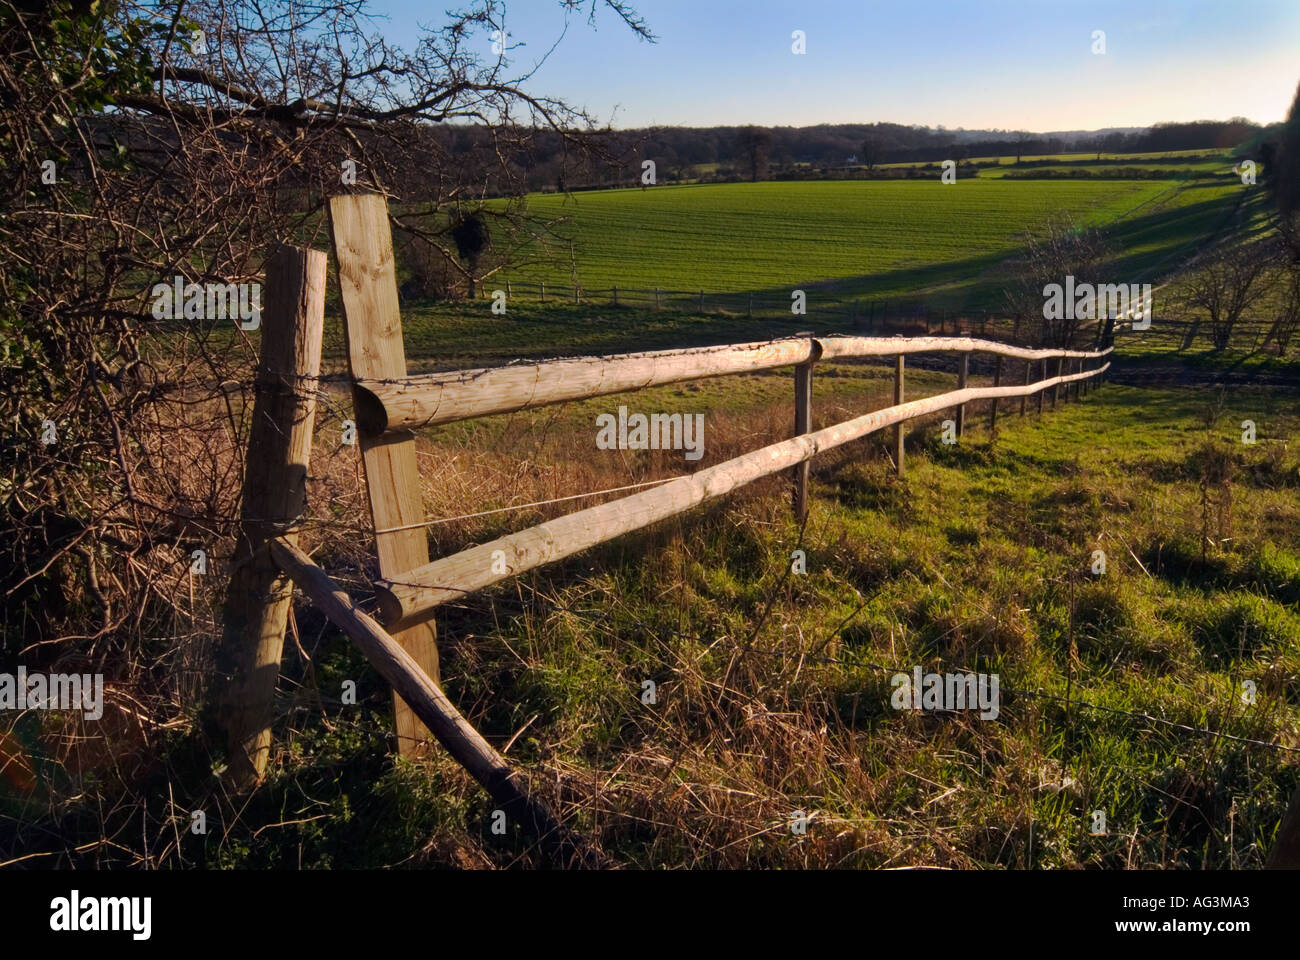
[{"left": 473, "top": 117, "right": 1275, "bottom": 193}]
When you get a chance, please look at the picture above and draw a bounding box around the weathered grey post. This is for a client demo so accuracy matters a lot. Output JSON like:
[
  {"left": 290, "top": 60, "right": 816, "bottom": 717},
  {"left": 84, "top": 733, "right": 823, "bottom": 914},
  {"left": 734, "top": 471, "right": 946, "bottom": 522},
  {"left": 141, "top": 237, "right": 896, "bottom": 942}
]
[
  {"left": 894, "top": 355, "right": 905, "bottom": 475},
  {"left": 956, "top": 352, "right": 969, "bottom": 437},
  {"left": 989, "top": 354, "right": 1003, "bottom": 431},
  {"left": 1038, "top": 359, "right": 1047, "bottom": 414},
  {"left": 792, "top": 336, "right": 820, "bottom": 521},
  {"left": 1020, "top": 359, "right": 1031, "bottom": 415},
  {"left": 216, "top": 243, "right": 326, "bottom": 788}
]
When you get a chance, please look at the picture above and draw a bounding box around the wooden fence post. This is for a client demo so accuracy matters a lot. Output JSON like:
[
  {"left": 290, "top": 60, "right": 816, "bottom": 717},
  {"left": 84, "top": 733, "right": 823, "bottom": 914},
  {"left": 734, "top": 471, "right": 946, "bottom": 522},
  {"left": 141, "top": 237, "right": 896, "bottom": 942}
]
[
  {"left": 216, "top": 243, "right": 327, "bottom": 788},
  {"left": 699, "top": 290, "right": 705, "bottom": 312},
  {"left": 894, "top": 355, "right": 905, "bottom": 476},
  {"left": 540, "top": 280, "right": 545, "bottom": 303},
  {"left": 747, "top": 292, "right": 753, "bottom": 318},
  {"left": 956, "top": 352, "right": 969, "bottom": 437},
  {"left": 655, "top": 287, "right": 661, "bottom": 310},
  {"left": 612, "top": 285, "right": 618, "bottom": 307},
  {"left": 792, "top": 337, "right": 819, "bottom": 522},
  {"left": 1020, "top": 359, "right": 1031, "bottom": 416},
  {"left": 1051, "top": 357, "right": 1060, "bottom": 408},
  {"left": 989, "top": 354, "right": 1003, "bottom": 431},
  {"left": 328, "top": 194, "right": 440, "bottom": 756},
  {"left": 1038, "top": 359, "right": 1047, "bottom": 414}
]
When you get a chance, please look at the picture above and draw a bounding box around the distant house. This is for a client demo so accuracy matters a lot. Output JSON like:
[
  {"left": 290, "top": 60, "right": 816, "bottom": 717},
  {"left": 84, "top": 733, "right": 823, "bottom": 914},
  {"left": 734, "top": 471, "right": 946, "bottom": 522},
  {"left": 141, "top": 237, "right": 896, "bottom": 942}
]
[{"left": 846, "top": 154, "right": 858, "bottom": 164}]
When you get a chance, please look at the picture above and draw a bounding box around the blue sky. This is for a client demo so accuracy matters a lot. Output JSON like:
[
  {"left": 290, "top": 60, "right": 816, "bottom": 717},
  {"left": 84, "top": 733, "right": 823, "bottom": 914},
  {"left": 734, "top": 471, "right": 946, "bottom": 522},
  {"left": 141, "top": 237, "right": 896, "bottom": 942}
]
[{"left": 372, "top": 0, "right": 1299, "bottom": 130}]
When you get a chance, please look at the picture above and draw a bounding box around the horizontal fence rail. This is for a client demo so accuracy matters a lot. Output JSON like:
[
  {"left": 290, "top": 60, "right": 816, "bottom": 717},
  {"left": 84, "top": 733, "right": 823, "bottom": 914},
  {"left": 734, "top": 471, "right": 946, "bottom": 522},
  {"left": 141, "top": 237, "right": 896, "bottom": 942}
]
[
  {"left": 375, "top": 359, "right": 1108, "bottom": 629},
  {"left": 356, "top": 335, "right": 1113, "bottom": 434}
]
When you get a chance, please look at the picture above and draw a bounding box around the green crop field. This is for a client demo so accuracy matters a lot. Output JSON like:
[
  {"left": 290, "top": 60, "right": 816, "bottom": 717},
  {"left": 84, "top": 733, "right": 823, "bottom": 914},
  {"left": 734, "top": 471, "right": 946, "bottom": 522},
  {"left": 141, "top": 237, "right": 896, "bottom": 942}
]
[{"left": 494, "top": 177, "right": 1242, "bottom": 309}]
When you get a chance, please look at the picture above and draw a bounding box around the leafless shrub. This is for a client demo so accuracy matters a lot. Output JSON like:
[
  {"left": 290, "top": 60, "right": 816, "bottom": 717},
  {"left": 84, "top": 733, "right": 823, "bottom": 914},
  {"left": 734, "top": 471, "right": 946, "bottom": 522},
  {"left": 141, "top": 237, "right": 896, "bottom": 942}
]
[
  {"left": 0, "top": 0, "right": 647, "bottom": 784},
  {"left": 1267, "top": 261, "right": 1300, "bottom": 356},
  {"left": 1003, "top": 215, "right": 1113, "bottom": 348},
  {"left": 1182, "top": 243, "right": 1274, "bottom": 351}
]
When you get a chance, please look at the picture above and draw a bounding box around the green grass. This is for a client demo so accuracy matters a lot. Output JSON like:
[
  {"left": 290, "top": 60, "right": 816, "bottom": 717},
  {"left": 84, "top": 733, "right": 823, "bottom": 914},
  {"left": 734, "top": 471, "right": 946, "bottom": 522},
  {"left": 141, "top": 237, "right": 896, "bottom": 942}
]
[{"left": 501, "top": 179, "right": 1216, "bottom": 302}]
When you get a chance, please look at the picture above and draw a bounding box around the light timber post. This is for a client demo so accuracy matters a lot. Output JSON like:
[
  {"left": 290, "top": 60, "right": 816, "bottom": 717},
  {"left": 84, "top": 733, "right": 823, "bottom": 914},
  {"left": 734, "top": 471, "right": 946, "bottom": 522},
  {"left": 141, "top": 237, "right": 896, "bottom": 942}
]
[
  {"left": 792, "top": 336, "right": 820, "bottom": 522},
  {"left": 894, "top": 354, "right": 905, "bottom": 476},
  {"left": 1038, "top": 359, "right": 1047, "bottom": 414},
  {"left": 328, "top": 193, "right": 440, "bottom": 756},
  {"left": 1020, "top": 359, "right": 1031, "bottom": 415},
  {"left": 989, "top": 354, "right": 1003, "bottom": 431},
  {"left": 956, "top": 352, "right": 969, "bottom": 437},
  {"left": 216, "top": 243, "right": 327, "bottom": 788}
]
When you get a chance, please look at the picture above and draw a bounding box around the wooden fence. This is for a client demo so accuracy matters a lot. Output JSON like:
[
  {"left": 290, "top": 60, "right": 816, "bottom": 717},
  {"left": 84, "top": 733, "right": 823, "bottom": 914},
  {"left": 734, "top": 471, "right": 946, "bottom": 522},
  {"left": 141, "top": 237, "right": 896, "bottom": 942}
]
[{"left": 215, "top": 192, "right": 1113, "bottom": 861}]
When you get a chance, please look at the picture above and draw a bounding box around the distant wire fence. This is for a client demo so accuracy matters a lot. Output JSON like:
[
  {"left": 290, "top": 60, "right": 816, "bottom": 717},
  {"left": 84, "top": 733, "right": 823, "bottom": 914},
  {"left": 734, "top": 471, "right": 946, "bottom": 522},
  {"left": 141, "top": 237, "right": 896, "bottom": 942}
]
[
  {"left": 477, "top": 280, "right": 1295, "bottom": 356},
  {"left": 485, "top": 278, "right": 1017, "bottom": 338}
]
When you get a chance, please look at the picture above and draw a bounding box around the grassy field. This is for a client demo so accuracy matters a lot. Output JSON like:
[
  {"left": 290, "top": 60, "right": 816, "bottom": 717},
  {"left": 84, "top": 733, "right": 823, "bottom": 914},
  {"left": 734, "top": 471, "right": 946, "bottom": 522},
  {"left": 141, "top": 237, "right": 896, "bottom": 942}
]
[
  {"left": 368, "top": 182, "right": 1254, "bottom": 373},
  {"left": 497, "top": 177, "right": 1243, "bottom": 307}
]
